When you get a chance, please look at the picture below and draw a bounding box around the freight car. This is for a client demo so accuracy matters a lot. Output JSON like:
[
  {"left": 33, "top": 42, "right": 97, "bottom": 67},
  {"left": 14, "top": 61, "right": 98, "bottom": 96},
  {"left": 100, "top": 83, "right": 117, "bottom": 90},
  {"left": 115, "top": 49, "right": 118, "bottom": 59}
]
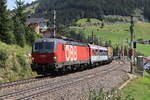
[{"left": 31, "top": 37, "right": 113, "bottom": 74}]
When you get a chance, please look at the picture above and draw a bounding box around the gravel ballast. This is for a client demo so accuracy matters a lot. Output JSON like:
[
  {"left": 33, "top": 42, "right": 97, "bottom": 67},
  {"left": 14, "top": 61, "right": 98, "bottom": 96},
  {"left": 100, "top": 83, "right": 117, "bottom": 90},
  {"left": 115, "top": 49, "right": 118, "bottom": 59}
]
[
  {"left": 0, "top": 60, "right": 130, "bottom": 100},
  {"left": 32, "top": 60, "right": 130, "bottom": 100}
]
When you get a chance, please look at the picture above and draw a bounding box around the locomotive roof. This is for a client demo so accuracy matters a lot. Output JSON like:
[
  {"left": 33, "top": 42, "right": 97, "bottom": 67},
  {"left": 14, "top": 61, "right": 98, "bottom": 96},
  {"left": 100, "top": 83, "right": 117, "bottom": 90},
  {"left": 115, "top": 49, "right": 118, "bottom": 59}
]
[{"left": 35, "top": 38, "right": 88, "bottom": 46}]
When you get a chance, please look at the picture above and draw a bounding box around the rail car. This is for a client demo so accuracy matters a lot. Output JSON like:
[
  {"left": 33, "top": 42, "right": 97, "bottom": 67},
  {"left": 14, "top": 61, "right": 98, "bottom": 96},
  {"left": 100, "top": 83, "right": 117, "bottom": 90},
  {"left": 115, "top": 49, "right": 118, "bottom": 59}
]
[{"left": 31, "top": 38, "right": 113, "bottom": 74}]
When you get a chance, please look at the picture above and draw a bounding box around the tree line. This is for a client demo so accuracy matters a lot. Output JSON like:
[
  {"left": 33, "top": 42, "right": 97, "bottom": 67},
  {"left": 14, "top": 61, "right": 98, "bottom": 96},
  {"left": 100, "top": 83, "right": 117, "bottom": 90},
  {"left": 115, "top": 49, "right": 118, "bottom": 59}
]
[
  {"left": 0, "top": 0, "right": 40, "bottom": 48},
  {"left": 27, "top": 0, "right": 150, "bottom": 26}
]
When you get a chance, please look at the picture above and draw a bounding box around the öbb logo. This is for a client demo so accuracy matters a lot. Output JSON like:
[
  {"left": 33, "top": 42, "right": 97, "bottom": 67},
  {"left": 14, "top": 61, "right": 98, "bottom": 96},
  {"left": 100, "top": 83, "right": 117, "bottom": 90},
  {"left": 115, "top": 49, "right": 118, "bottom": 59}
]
[{"left": 65, "top": 45, "right": 77, "bottom": 61}]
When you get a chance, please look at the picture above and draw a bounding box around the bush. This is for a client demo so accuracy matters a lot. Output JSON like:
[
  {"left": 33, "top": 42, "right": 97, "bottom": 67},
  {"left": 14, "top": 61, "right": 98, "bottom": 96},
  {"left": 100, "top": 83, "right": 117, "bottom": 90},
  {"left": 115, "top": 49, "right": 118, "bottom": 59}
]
[
  {"left": 104, "top": 15, "right": 130, "bottom": 23},
  {"left": 25, "top": 26, "right": 42, "bottom": 46},
  {"left": 15, "top": 55, "right": 32, "bottom": 78},
  {"left": 1, "top": 54, "right": 35, "bottom": 82},
  {"left": 88, "top": 88, "right": 135, "bottom": 100},
  {"left": 0, "top": 50, "right": 8, "bottom": 68},
  {"left": 88, "top": 88, "right": 122, "bottom": 100}
]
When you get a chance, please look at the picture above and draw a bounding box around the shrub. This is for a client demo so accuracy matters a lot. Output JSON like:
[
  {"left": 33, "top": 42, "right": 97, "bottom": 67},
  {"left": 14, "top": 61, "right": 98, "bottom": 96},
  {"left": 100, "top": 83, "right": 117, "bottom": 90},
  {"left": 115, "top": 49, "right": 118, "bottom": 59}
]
[
  {"left": 25, "top": 27, "right": 42, "bottom": 46},
  {"left": 16, "top": 55, "right": 32, "bottom": 78},
  {"left": 88, "top": 88, "right": 135, "bottom": 100},
  {"left": 0, "top": 50, "right": 8, "bottom": 68}
]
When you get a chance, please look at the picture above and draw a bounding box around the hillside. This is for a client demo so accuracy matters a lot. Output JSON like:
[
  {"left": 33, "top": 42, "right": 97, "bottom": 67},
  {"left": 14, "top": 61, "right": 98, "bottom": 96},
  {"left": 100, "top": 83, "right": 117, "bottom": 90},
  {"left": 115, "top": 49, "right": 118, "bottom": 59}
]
[
  {"left": 76, "top": 18, "right": 102, "bottom": 26},
  {"left": 0, "top": 41, "right": 31, "bottom": 55},
  {"left": 122, "top": 72, "right": 150, "bottom": 100},
  {"left": 73, "top": 20, "right": 150, "bottom": 56},
  {"left": 25, "top": 0, "right": 150, "bottom": 25},
  {"left": 23, "top": 2, "right": 39, "bottom": 14},
  {"left": 22, "top": 0, "right": 150, "bottom": 56},
  {"left": 0, "top": 42, "right": 36, "bottom": 83}
]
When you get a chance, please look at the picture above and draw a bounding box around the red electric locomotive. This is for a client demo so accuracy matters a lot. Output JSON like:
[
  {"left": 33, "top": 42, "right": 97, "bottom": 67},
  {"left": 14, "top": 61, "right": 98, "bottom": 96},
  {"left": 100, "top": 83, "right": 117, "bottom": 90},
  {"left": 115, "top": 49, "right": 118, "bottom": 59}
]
[{"left": 31, "top": 38, "right": 90, "bottom": 74}]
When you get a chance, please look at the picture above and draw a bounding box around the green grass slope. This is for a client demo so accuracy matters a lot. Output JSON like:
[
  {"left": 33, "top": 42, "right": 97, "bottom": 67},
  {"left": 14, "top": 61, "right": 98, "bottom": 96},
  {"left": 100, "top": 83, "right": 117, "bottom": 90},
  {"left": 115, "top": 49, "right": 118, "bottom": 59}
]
[
  {"left": 23, "top": 2, "right": 39, "bottom": 14},
  {"left": 0, "top": 42, "right": 36, "bottom": 83},
  {"left": 123, "top": 72, "right": 150, "bottom": 100},
  {"left": 0, "top": 41, "right": 31, "bottom": 55},
  {"left": 76, "top": 18, "right": 101, "bottom": 26},
  {"left": 75, "top": 20, "right": 150, "bottom": 56}
]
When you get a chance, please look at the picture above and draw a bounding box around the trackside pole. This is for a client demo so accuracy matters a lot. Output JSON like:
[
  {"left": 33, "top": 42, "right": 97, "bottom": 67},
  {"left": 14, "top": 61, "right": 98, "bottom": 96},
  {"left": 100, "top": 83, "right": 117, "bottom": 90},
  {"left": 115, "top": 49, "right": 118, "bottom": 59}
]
[
  {"left": 130, "top": 16, "right": 135, "bottom": 73},
  {"left": 53, "top": 9, "right": 56, "bottom": 37}
]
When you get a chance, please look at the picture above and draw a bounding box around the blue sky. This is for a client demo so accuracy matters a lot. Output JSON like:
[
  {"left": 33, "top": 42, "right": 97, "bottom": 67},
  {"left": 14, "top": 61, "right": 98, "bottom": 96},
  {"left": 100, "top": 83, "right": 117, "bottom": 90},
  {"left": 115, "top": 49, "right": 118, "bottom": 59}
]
[{"left": 7, "top": 0, "right": 36, "bottom": 10}]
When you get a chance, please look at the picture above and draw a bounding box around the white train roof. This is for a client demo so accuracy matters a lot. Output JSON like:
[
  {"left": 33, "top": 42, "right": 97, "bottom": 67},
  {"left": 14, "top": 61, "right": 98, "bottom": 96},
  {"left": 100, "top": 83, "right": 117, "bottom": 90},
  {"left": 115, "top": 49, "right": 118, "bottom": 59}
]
[{"left": 88, "top": 44, "right": 108, "bottom": 50}]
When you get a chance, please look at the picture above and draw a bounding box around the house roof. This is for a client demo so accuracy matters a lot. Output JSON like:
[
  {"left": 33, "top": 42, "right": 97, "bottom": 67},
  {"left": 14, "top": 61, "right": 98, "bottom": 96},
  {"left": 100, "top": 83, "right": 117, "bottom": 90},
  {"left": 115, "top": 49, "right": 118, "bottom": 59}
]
[{"left": 26, "top": 18, "right": 49, "bottom": 24}]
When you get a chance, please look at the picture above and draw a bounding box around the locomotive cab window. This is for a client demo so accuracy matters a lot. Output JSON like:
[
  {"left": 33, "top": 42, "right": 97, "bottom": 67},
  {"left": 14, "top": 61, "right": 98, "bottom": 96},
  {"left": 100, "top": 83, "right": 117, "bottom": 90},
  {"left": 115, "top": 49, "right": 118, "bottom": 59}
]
[
  {"left": 45, "top": 42, "right": 54, "bottom": 50},
  {"left": 35, "top": 43, "right": 43, "bottom": 50},
  {"left": 33, "top": 42, "right": 55, "bottom": 53}
]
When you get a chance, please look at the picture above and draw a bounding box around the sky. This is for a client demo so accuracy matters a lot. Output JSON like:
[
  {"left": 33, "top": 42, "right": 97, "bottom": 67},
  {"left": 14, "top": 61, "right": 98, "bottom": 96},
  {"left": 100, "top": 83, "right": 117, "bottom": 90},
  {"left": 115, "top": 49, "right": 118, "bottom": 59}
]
[{"left": 7, "top": 0, "right": 36, "bottom": 10}]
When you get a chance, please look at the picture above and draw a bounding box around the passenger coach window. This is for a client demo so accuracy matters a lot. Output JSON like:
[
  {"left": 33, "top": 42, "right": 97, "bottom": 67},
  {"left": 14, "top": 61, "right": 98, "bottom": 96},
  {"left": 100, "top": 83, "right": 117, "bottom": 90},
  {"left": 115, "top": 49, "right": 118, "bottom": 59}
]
[
  {"left": 100, "top": 50, "right": 107, "bottom": 56},
  {"left": 100, "top": 50, "right": 103, "bottom": 56},
  {"left": 95, "top": 49, "right": 99, "bottom": 55}
]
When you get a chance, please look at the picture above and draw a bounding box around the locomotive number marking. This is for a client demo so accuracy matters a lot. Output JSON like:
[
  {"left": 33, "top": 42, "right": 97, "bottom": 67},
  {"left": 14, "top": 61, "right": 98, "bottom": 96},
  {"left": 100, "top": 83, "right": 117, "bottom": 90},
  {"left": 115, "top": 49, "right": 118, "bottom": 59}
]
[{"left": 65, "top": 45, "right": 77, "bottom": 61}]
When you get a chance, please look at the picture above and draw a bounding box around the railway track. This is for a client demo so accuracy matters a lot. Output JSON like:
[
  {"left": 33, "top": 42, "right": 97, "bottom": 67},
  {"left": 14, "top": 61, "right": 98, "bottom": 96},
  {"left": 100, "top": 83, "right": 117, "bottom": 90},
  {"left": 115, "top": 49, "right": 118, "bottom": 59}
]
[
  {"left": 0, "top": 61, "right": 119, "bottom": 90},
  {"left": 0, "top": 76, "right": 53, "bottom": 90},
  {"left": 0, "top": 78, "right": 36, "bottom": 89},
  {"left": 0, "top": 60, "right": 125, "bottom": 100}
]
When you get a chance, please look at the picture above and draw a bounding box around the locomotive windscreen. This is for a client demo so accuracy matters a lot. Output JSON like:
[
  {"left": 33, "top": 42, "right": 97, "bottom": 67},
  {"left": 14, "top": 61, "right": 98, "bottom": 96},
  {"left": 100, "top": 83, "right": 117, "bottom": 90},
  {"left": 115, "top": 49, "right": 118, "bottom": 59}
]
[{"left": 33, "top": 42, "right": 55, "bottom": 53}]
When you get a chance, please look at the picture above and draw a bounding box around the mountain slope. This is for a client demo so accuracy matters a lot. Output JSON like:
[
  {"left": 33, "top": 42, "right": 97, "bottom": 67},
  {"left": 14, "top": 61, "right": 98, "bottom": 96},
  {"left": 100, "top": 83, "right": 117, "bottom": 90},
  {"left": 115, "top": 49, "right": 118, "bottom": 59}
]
[
  {"left": 26, "top": 0, "right": 150, "bottom": 25},
  {"left": 74, "top": 21, "right": 150, "bottom": 56}
]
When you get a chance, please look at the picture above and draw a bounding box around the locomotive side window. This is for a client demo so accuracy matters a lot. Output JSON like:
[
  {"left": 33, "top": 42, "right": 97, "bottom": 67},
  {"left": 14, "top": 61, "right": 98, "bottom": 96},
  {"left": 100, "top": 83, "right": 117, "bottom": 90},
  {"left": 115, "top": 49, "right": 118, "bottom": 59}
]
[{"left": 62, "top": 45, "right": 65, "bottom": 51}]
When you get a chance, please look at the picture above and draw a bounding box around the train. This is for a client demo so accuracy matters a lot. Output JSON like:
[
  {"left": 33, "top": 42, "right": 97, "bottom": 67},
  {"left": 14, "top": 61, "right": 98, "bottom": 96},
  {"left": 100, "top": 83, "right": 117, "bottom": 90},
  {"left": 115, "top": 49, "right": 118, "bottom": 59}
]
[{"left": 31, "top": 37, "right": 113, "bottom": 74}]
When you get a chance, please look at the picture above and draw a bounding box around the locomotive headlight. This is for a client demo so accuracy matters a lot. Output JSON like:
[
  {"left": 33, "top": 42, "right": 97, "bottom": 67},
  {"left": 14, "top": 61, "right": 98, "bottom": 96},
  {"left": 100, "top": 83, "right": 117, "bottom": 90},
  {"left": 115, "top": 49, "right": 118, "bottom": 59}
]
[
  {"left": 53, "top": 56, "right": 57, "bottom": 62},
  {"left": 32, "top": 57, "right": 34, "bottom": 61}
]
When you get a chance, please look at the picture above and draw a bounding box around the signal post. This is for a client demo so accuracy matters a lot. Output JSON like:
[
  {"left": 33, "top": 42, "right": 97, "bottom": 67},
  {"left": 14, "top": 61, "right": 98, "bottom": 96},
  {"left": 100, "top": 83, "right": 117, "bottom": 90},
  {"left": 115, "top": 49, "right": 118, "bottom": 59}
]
[{"left": 130, "top": 16, "right": 135, "bottom": 73}]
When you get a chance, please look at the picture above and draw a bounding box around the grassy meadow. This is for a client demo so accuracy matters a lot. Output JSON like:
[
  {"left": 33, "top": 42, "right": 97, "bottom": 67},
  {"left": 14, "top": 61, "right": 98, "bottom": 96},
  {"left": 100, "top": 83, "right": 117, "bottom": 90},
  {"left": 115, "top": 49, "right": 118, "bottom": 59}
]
[
  {"left": 122, "top": 72, "right": 150, "bottom": 100},
  {"left": 76, "top": 18, "right": 102, "bottom": 26},
  {"left": 75, "top": 19, "right": 150, "bottom": 56}
]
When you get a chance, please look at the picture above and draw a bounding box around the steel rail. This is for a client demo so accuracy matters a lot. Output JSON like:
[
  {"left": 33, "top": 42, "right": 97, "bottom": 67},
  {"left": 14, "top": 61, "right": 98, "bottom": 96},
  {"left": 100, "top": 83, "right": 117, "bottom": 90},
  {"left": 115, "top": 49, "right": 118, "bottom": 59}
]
[
  {"left": 18, "top": 64, "right": 121, "bottom": 100},
  {"left": 0, "top": 61, "right": 123, "bottom": 100}
]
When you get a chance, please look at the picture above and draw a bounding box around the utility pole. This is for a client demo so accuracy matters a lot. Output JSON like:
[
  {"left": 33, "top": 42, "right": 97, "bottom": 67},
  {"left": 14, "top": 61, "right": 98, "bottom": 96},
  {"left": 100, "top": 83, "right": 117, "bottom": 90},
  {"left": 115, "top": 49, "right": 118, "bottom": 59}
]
[
  {"left": 130, "top": 16, "right": 134, "bottom": 73},
  {"left": 53, "top": 9, "right": 56, "bottom": 37}
]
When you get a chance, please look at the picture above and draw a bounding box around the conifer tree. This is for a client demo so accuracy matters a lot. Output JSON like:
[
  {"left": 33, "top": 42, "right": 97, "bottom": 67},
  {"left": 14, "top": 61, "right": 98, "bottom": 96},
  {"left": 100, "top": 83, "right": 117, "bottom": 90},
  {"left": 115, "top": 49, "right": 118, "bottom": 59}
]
[
  {"left": 14, "top": 0, "right": 38, "bottom": 46},
  {"left": 0, "top": 0, "right": 14, "bottom": 44},
  {"left": 15, "top": 0, "right": 26, "bottom": 25},
  {"left": 13, "top": 0, "right": 26, "bottom": 47},
  {"left": 13, "top": 16, "right": 26, "bottom": 47}
]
